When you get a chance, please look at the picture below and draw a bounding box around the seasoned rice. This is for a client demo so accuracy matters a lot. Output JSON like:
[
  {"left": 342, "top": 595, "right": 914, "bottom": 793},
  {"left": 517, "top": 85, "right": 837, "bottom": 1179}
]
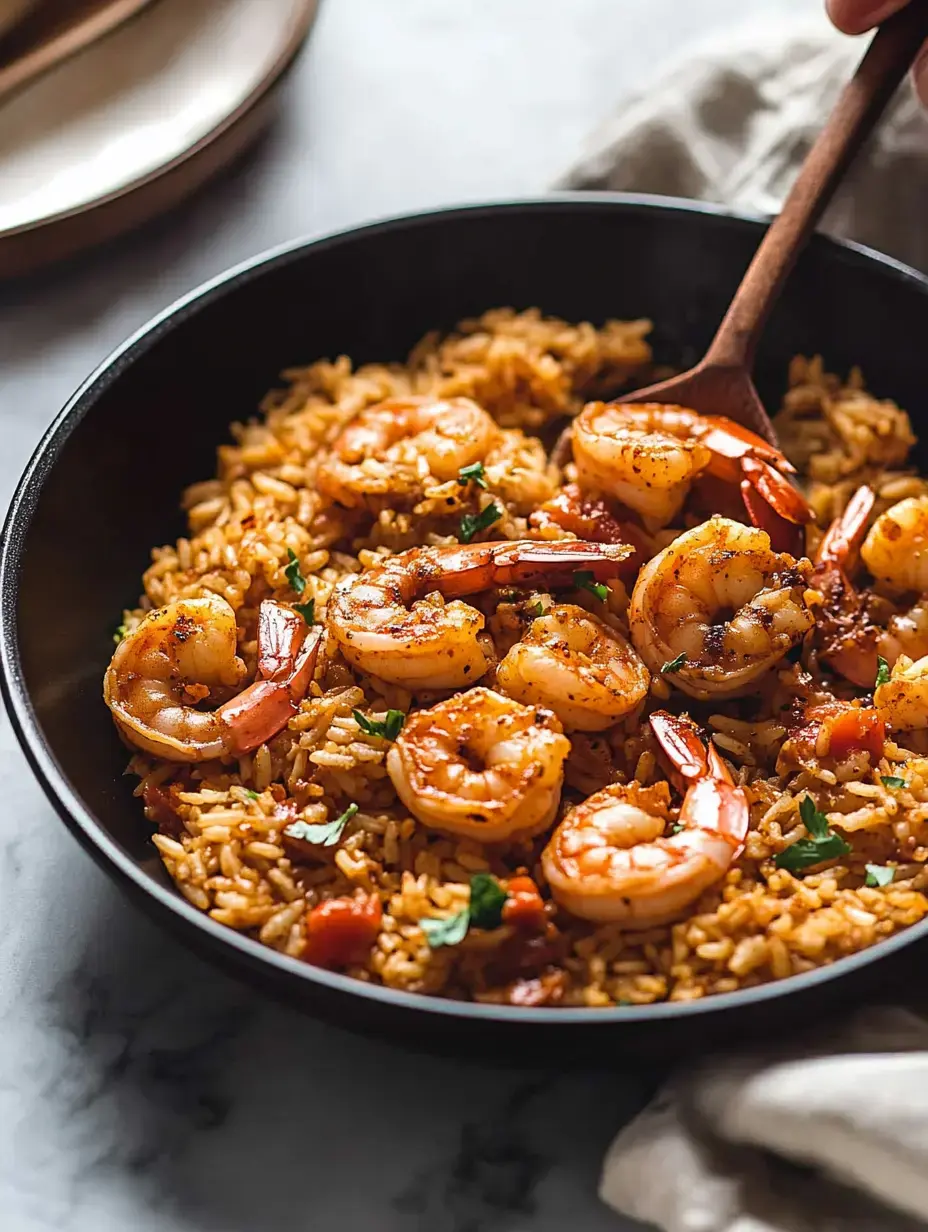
[{"left": 115, "top": 307, "right": 928, "bottom": 1007}]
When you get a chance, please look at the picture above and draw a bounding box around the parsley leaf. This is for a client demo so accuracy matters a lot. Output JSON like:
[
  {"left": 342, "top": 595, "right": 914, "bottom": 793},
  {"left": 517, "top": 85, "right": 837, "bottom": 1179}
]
[
  {"left": 865, "top": 864, "right": 895, "bottom": 887},
  {"left": 661, "top": 652, "right": 687, "bottom": 674},
  {"left": 353, "top": 708, "right": 405, "bottom": 740},
  {"left": 245, "top": 789, "right": 259, "bottom": 800},
  {"left": 573, "top": 570, "right": 609, "bottom": 602},
  {"left": 284, "top": 802, "right": 358, "bottom": 847},
  {"left": 459, "top": 502, "right": 502, "bottom": 543},
  {"left": 774, "top": 795, "right": 851, "bottom": 872},
  {"left": 113, "top": 623, "right": 127, "bottom": 644},
  {"left": 293, "top": 599, "right": 315, "bottom": 624},
  {"left": 468, "top": 872, "right": 508, "bottom": 929},
  {"left": 420, "top": 910, "right": 470, "bottom": 948},
  {"left": 875, "top": 655, "right": 891, "bottom": 688},
  {"left": 530, "top": 601, "right": 545, "bottom": 617},
  {"left": 669, "top": 822, "right": 685, "bottom": 835},
  {"left": 881, "top": 775, "right": 908, "bottom": 789},
  {"left": 284, "top": 548, "right": 307, "bottom": 595},
  {"left": 458, "top": 461, "right": 488, "bottom": 489}
]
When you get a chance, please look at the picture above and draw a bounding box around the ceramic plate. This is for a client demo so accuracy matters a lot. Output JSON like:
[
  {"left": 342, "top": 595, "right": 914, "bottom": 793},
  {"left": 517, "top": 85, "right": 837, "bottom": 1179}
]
[{"left": 0, "top": 0, "right": 318, "bottom": 276}]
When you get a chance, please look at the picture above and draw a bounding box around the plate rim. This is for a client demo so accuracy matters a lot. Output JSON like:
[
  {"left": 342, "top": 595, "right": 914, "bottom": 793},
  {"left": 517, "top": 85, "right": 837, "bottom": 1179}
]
[{"left": 0, "top": 0, "right": 320, "bottom": 272}]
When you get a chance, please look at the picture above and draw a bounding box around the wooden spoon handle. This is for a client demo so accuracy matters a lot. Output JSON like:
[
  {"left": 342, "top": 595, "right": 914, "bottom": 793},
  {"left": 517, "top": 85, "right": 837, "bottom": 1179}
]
[{"left": 705, "top": 2, "right": 928, "bottom": 372}]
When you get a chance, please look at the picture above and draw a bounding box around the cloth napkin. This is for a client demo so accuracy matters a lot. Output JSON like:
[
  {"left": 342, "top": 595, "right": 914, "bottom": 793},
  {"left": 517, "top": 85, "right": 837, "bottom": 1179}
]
[
  {"left": 556, "top": 17, "right": 928, "bottom": 1232},
  {"left": 557, "top": 17, "right": 928, "bottom": 273}
]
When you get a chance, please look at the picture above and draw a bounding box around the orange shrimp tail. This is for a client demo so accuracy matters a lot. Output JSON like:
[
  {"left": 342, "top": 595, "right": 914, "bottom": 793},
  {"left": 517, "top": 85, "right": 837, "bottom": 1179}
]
[
  {"left": 679, "top": 777, "right": 749, "bottom": 858},
  {"left": 740, "top": 477, "right": 806, "bottom": 557},
  {"left": 705, "top": 739, "right": 734, "bottom": 785},
  {"left": 649, "top": 710, "right": 708, "bottom": 791},
  {"left": 698, "top": 416, "right": 797, "bottom": 477},
  {"left": 815, "top": 485, "right": 876, "bottom": 568}
]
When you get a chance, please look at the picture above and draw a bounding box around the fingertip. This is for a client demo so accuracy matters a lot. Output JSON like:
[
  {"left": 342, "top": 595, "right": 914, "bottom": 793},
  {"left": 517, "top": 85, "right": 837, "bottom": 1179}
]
[{"left": 826, "top": 0, "right": 912, "bottom": 36}]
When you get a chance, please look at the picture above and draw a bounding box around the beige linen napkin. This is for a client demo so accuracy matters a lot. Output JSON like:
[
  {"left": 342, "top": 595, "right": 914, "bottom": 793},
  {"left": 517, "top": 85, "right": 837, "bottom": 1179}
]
[
  {"left": 557, "top": 18, "right": 928, "bottom": 272},
  {"left": 557, "top": 17, "right": 928, "bottom": 1232}
]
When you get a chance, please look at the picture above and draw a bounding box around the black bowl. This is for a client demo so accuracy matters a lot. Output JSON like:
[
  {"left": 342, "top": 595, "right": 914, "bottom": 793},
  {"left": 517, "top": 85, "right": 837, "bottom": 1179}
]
[{"left": 4, "top": 195, "right": 928, "bottom": 1059}]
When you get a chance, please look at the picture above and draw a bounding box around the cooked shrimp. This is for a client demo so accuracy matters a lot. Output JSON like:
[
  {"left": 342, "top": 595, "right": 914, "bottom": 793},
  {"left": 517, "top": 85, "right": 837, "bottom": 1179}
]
[
  {"left": 104, "top": 595, "right": 320, "bottom": 762},
  {"left": 628, "top": 517, "right": 814, "bottom": 700},
  {"left": 496, "top": 603, "right": 650, "bottom": 731},
  {"left": 386, "top": 687, "right": 570, "bottom": 841},
  {"left": 530, "top": 483, "right": 654, "bottom": 585},
  {"left": 571, "top": 401, "right": 811, "bottom": 546},
  {"left": 862, "top": 495, "right": 928, "bottom": 594},
  {"left": 316, "top": 396, "right": 501, "bottom": 508},
  {"left": 328, "top": 539, "right": 632, "bottom": 689},
  {"left": 875, "top": 654, "right": 928, "bottom": 730},
  {"left": 814, "top": 488, "right": 928, "bottom": 687},
  {"left": 542, "top": 711, "right": 748, "bottom": 925}
]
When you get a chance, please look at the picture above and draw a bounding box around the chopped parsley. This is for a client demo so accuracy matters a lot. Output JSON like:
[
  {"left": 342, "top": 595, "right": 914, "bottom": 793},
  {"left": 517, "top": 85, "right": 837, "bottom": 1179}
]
[
  {"left": 293, "top": 599, "right": 316, "bottom": 624},
  {"left": 458, "top": 461, "right": 488, "bottom": 489},
  {"left": 865, "top": 864, "right": 895, "bottom": 888},
  {"left": 353, "top": 708, "right": 405, "bottom": 741},
  {"left": 875, "top": 655, "right": 891, "bottom": 688},
  {"left": 669, "top": 822, "right": 685, "bottom": 835},
  {"left": 284, "top": 548, "right": 307, "bottom": 595},
  {"left": 881, "top": 775, "right": 908, "bottom": 790},
  {"left": 774, "top": 795, "right": 852, "bottom": 873},
  {"left": 530, "top": 600, "right": 545, "bottom": 617},
  {"left": 573, "top": 570, "right": 609, "bottom": 602},
  {"left": 468, "top": 872, "right": 508, "bottom": 929},
  {"left": 459, "top": 502, "right": 502, "bottom": 543},
  {"left": 113, "top": 623, "right": 127, "bottom": 645},
  {"left": 245, "top": 789, "right": 259, "bottom": 800},
  {"left": 420, "top": 910, "right": 470, "bottom": 948},
  {"left": 284, "top": 802, "right": 358, "bottom": 847},
  {"left": 423, "top": 872, "right": 510, "bottom": 947},
  {"left": 661, "top": 652, "right": 687, "bottom": 674}
]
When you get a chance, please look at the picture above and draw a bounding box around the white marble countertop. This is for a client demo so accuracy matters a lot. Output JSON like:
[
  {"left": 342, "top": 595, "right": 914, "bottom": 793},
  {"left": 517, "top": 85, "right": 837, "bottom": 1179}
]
[{"left": 0, "top": 1, "right": 808, "bottom": 1228}]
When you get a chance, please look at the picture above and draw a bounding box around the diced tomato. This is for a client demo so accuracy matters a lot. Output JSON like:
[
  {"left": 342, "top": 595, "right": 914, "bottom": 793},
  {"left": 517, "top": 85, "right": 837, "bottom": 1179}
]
[
  {"left": 142, "top": 782, "right": 183, "bottom": 836},
  {"left": 303, "top": 895, "right": 383, "bottom": 969},
  {"left": 826, "top": 707, "right": 885, "bottom": 761},
  {"left": 502, "top": 875, "right": 547, "bottom": 930}
]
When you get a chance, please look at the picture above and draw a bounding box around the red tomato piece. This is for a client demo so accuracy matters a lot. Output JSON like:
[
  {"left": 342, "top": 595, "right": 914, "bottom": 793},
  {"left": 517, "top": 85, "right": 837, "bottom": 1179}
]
[{"left": 303, "top": 895, "right": 383, "bottom": 969}]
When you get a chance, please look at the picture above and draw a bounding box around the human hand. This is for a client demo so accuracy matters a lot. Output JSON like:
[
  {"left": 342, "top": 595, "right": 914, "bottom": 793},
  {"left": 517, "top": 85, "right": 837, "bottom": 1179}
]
[{"left": 827, "top": 1, "right": 928, "bottom": 105}]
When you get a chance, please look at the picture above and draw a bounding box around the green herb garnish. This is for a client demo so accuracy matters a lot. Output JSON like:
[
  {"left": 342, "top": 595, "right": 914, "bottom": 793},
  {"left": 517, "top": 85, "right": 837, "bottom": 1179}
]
[
  {"left": 774, "top": 795, "right": 852, "bottom": 873},
  {"left": 881, "top": 775, "right": 908, "bottom": 790},
  {"left": 245, "top": 789, "right": 259, "bottom": 800},
  {"left": 293, "top": 599, "right": 315, "bottom": 624},
  {"left": 530, "top": 601, "right": 545, "bottom": 617},
  {"left": 865, "top": 864, "right": 895, "bottom": 888},
  {"left": 353, "top": 708, "right": 405, "bottom": 741},
  {"left": 459, "top": 502, "right": 502, "bottom": 543},
  {"left": 573, "top": 570, "right": 609, "bottom": 602},
  {"left": 420, "top": 910, "right": 470, "bottom": 948},
  {"left": 468, "top": 872, "right": 508, "bottom": 929},
  {"left": 113, "top": 623, "right": 127, "bottom": 645},
  {"left": 458, "top": 461, "right": 488, "bottom": 489},
  {"left": 284, "top": 548, "right": 307, "bottom": 595},
  {"left": 669, "top": 822, "right": 685, "bottom": 835},
  {"left": 284, "top": 802, "right": 358, "bottom": 847},
  {"left": 661, "top": 652, "right": 687, "bottom": 674},
  {"left": 875, "top": 655, "right": 891, "bottom": 688}
]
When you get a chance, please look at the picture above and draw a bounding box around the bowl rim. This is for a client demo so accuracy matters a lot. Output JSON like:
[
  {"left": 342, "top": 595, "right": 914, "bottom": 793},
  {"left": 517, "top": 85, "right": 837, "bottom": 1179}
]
[{"left": 5, "top": 191, "right": 928, "bottom": 1027}]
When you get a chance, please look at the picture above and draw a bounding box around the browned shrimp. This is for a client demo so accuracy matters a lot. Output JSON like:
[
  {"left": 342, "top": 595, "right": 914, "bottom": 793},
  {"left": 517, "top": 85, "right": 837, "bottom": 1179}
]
[{"left": 327, "top": 539, "right": 632, "bottom": 689}]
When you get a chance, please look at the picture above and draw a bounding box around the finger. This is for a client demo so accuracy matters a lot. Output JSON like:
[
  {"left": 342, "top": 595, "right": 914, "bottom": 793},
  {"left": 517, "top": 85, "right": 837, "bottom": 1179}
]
[
  {"left": 826, "top": 0, "right": 911, "bottom": 36},
  {"left": 915, "top": 39, "right": 928, "bottom": 106}
]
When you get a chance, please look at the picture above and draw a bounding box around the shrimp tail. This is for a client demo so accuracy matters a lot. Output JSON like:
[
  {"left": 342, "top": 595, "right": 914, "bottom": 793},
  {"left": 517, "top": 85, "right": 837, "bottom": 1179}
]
[
  {"left": 816, "top": 485, "right": 876, "bottom": 569},
  {"left": 649, "top": 710, "right": 708, "bottom": 791},
  {"left": 679, "top": 777, "right": 749, "bottom": 859}
]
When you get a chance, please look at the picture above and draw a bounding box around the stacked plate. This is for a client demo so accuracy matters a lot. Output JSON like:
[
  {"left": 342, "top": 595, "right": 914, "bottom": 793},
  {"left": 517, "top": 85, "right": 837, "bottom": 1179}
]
[{"left": 0, "top": 0, "right": 319, "bottom": 276}]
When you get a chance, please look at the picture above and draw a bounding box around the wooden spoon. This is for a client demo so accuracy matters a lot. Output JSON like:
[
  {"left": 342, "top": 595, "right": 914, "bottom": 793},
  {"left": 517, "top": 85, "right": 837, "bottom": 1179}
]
[
  {"left": 0, "top": 0, "right": 157, "bottom": 105},
  {"left": 564, "top": 2, "right": 928, "bottom": 454}
]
